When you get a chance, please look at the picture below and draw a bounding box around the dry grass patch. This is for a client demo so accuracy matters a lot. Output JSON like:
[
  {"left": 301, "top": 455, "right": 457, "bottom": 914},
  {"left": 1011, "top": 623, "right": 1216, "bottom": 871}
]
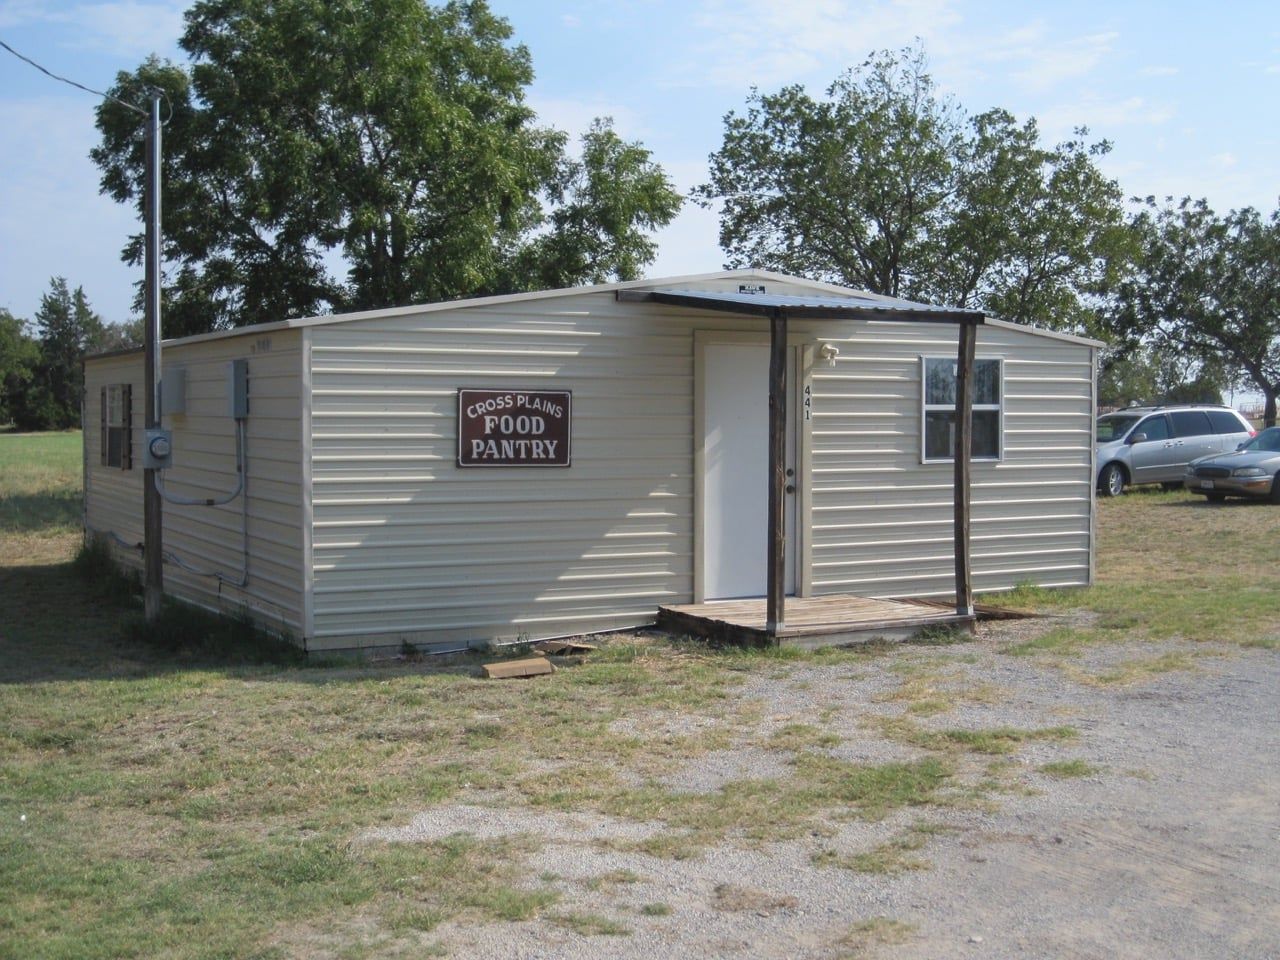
[
  {"left": 813, "top": 826, "right": 938, "bottom": 875},
  {"left": 547, "top": 911, "right": 631, "bottom": 936},
  {"left": 1065, "top": 649, "right": 1223, "bottom": 687},
  {"left": 874, "top": 667, "right": 1009, "bottom": 717},
  {"left": 711, "top": 883, "right": 799, "bottom": 914},
  {"left": 834, "top": 916, "right": 917, "bottom": 955},
  {"left": 875, "top": 716, "right": 1077, "bottom": 757},
  {"left": 766, "top": 722, "right": 842, "bottom": 751},
  {"left": 519, "top": 754, "right": 951, "bottom": 857}
]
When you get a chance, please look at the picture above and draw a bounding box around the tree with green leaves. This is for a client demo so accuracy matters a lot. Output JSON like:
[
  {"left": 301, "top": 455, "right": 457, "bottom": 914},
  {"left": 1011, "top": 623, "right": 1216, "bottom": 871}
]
[
  {"left": 91, "top": 0, "right": 680, "bottom": 337},
  {"left": 1097, "top": 343, "right": 1226, "bottom": 409},
  {"left": 695, "top": 44, "right": 1131, "bottom": 334},
  {"left": 1111, "top": 197, "right": 1280, "bottom": 425},
  {"left": 0, "top": 309, "right": 39, "bottom": 428},
  {"left": 20, "top": 278, "right": 108, "bottom": 430}
]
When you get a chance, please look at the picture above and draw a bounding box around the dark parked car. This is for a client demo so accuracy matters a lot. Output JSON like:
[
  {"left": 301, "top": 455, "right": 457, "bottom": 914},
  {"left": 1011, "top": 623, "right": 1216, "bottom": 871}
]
[
  {"left": 1095, "top": 405, "right": 1256, "bottom": 497},
  {"left": 1184, "top": 426, "right": 1280, "bottom": 503}
]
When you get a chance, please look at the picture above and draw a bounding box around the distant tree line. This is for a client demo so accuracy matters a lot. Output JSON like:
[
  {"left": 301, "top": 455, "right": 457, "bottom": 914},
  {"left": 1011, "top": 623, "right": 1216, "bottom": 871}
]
[
  {"left": 0, "top": 279, "right": 139, "bottom": 430},
  {"left": 9, "top": 12, "right": 1277, "bottom": 430}
]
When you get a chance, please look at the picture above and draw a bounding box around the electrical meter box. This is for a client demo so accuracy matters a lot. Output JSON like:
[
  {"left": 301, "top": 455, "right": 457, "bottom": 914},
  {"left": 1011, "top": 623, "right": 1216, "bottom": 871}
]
[
  {"left": 143, "top": 428, "right": 173, "bottom": 469},
  {"left": 160, "top": 365, "right": 186, "bottom": 417},
  {"left": 227, "top": 359, "right": 249, "bottom": 419}
]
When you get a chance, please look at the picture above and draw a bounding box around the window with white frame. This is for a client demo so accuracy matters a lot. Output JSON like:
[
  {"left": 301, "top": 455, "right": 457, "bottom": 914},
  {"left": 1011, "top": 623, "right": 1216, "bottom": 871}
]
[{"left": 921, "top": 356, "right": 1002, "bottom": 461}]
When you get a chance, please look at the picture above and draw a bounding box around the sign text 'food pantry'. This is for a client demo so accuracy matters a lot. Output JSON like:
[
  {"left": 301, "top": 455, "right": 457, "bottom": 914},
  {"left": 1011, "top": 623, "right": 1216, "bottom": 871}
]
[{"left": 457, "top": 389, "right": 572, "bottom": 467}]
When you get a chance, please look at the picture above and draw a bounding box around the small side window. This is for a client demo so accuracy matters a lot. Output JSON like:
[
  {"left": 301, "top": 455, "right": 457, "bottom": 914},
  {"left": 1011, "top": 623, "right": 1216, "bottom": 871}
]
[
  {"left": 921, "top": 357, "right": 1002, "bottom": 462},
  {"left": 100, "top": 384, "right": 133, "bottom": 470},
  {"left": 1206, "top": 410, "right": 1247, "bottom": 434},
  {"left": 1169, "top": 410, "right": 1212, "bottom": 438}
]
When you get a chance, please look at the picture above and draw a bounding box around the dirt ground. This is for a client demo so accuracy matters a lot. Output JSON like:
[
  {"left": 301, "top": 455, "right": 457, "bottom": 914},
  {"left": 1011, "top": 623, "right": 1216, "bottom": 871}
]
[{"left": 370, "top": 621, "right": 1280, "bottom": 960}]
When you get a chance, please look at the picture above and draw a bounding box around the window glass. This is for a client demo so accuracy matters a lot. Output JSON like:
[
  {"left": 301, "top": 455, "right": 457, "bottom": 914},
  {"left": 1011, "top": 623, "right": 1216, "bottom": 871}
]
[
  {"left": 1206, "top": 410, "right": 1246, "bottom": 434},
  {"left": 972, "top": 361, "right": 1000, "bottom": 405},
  {"left": 923, "top": 411, "right": 1000, "bottom": 460},
  {"left": 1169, "top": 410, "right": 1212, "bottom": 438},
  {"left": 922, "top": 357, "right": 1001, "bottom": 461},
  {"left": 1248, "top": 427, "right": 1280, "bottom": 452},
  {"left": 1096, "top": 415, "right": 1140, "bottom": 443},
  {"left": 102, "top": 383, "right": 131, "bottom": 469},
  {"left": 1134, "top": 415, "right": 1169, "bottom": 441},
  {"left": 924, "top": 358, "right": 956, "bottom": 405}
]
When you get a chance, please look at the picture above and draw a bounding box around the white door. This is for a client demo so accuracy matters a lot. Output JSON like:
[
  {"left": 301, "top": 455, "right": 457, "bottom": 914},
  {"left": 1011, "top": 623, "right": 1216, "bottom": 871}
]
[{"left": 702, "top": 342, "right": 797, "bottom": 599}]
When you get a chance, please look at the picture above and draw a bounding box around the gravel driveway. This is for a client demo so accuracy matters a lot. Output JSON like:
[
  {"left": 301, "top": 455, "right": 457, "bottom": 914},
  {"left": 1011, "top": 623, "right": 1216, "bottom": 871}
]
[{"left": 370, "top": 623, "right": 1280, "bottom": 959}]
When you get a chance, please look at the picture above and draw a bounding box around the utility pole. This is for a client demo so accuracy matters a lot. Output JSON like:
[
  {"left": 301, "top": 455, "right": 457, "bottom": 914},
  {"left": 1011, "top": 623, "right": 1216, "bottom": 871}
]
[{"left": 143, "top": 90, "right": 163, "bottom": 622}]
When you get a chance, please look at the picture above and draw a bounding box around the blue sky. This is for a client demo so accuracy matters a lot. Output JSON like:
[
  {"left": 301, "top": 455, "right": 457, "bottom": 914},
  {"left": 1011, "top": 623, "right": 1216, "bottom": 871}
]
[{"left": 1, "top": 0, "right": 1278, "bottom": 327}]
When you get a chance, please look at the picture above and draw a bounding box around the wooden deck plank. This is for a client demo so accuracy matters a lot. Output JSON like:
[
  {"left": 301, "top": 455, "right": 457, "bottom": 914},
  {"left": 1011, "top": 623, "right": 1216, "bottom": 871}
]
[{"left": 656, "top": 594, "right": 976, "bottom": 647}]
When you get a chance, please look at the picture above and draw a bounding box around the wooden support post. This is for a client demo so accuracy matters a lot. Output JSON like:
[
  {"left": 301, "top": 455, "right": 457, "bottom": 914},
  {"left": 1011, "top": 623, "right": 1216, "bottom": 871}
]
[
  {"left": 953, "top": 320, "right": 976, "bottom": 616},
  {"left": 766, "top": 309, "right": 788, "bottom": 637}
]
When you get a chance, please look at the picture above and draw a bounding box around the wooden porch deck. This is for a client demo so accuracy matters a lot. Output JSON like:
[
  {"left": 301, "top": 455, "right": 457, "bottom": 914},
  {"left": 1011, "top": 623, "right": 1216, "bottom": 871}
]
[{"left": 656, "top": 595, "right": 977, "bottom": 647}]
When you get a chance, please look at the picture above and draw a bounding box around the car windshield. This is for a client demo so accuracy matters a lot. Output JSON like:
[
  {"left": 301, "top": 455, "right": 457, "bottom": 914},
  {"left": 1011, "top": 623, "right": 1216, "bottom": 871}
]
[
  {"left": 1240, "top": 426, "right": 1280, "bottom": 453},
  {"left": 1096, "top": 414, "right": 1141, "bottom": 443}
]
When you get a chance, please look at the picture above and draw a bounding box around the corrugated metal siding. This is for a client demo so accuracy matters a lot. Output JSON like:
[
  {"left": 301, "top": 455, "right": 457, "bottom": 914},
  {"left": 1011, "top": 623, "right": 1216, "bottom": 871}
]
[
  {"left": 809, "top": 321, "right": 1094, "bottom": 597},
  {"left": 308, "top": 290, "right": 716, "bottom": 649},
  {"left": 307, "top": 280, "right": 1094, "bottom": 649},
  {"left": 83, "top": 331, "right": 305, "bottom": 636}
]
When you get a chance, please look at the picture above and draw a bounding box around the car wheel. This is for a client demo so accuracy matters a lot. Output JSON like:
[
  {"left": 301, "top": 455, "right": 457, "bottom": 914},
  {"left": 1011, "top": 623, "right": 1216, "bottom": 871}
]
[
  {"left": 1271, "top": 477, "right": 1280, "bottom": 505},
  {"left": 1099, "top": 463, "right": 1125, "bottom": 497},
  {"left": 1206, "top": 492, "right": 1227, "bottom": 503}
]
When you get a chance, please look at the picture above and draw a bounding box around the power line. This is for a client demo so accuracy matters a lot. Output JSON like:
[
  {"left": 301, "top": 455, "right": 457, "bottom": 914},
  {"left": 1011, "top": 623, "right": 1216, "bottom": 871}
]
[{"left": 0, "top": 36, "right": 148, "bottom": 117}]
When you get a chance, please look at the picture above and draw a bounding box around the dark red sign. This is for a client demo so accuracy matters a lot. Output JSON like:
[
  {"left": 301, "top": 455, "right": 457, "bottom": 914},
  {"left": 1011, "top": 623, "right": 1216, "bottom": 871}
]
[{"left": 457, "top": 389, "right": 572, "bottom": 467}]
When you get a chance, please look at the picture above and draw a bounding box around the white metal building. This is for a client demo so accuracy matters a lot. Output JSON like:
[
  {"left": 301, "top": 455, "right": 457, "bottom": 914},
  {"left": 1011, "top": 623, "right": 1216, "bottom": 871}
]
[{"left": 83, "top": 270, "right": 1099, "bottom": 653}]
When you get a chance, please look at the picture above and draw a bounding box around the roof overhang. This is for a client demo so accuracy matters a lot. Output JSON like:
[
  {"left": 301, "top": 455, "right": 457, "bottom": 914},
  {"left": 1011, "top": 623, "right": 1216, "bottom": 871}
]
[{"left": 616, "top": 288, "right": 985, "bottom": 324}]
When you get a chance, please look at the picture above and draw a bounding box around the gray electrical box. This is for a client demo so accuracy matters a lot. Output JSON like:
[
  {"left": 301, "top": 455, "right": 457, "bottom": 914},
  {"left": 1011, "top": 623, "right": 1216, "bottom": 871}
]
[
  {"left": 143, "top": 428, "right": 173, "bottom": 469},
  {"left": 228, "top": 358, "right": 249, "bottom": 419},
  {"left": 160, "top": 365, "right": 186, "bottom": 417}
]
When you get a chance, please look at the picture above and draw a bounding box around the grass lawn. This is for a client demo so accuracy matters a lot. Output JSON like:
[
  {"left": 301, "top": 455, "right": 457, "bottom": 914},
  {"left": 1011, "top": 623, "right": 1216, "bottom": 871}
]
[
  {"left": 0, "top": 429, "right": 82, "bottom": 537},
  {"left": 1, "top": 431, "right": 1278, "bottom": 957}
]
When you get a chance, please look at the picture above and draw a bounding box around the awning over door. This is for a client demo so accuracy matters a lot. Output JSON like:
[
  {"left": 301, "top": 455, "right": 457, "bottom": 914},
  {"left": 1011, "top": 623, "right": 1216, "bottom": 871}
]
[
  {"left": 617, "top": 285, "right": 986, "bottom": 639},
  {"left": 617, "top": 288, "right": 984, "bottom": 324}
]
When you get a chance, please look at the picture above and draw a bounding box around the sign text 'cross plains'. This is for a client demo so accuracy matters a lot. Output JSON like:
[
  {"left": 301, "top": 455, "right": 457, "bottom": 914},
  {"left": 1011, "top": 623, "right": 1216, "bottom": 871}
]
[{"left": 457, "top": 389, "right": 572, "bottom": 467}]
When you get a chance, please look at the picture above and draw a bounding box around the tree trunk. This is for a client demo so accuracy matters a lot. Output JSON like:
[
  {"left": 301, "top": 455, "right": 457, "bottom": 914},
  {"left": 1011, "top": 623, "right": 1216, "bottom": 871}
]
[{"left": 1264, "top": 387, "right": 1277, "bottom": 429}]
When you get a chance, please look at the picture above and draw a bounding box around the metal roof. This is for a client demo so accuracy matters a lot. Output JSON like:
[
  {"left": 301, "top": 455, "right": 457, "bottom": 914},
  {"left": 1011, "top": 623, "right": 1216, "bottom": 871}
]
[{"left": 616, "top": 288, "right": 985, "bottom": 324}]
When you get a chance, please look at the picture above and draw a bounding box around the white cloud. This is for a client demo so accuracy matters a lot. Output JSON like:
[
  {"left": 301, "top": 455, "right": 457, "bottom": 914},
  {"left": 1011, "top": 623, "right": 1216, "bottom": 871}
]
[
  {"left": 66, "top": 1, "right": 186, "bottom": 58},
  {"left": 0, "top": 0, "right": 49, "bottom": 29},
  {"left": 528, "top": 95, "right": 648, "bottom": 140},
  {"left": 561, "top": 14, "right": 581, "bottom": 28},
  {"left": 677, "top": 0, "right": 963, "bottom": 89},
  {"left": 1140, "top": 65, "right": 1179, "bottom": 77},
  {"left": 1211, "top": 152, "right": 1237, "bottom": 168},
  {"left": 1005, "top": 30, "right": 1118, "bottom": 91},
  {"left": 1038, "top": 95, "right": 1174, "bottom": 140}
]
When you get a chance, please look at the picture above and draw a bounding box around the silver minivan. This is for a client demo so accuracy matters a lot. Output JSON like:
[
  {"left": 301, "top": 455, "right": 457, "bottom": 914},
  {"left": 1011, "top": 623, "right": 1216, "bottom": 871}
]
[{"left": 1095, "top": 405, "right": 1256, "bottom": 497}]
